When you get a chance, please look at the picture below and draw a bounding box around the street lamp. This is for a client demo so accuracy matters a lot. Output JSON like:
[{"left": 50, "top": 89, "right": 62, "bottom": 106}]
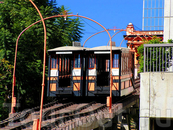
[{"left": 11, "top": 1, "right": 47, "bottom": 130}]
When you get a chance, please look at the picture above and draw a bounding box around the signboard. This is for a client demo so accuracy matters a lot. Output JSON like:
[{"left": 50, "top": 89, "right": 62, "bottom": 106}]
[
  {"left": 88, "top": 69, "right": 96, "bottom": 76},
  {"left": 50, "top": 70, "right": 58, "bottom": 76},
  {"left": 72, "top": 69, "right": 81, "bottom": 76},
  {"left": 112, "top": 69, "right": 119, "bottom": 76}
]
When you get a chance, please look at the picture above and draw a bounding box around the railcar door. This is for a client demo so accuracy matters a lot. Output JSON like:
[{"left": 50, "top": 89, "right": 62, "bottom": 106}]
[
  {"left": 72, "top": 53, "right": 83, "bottom": 96},
  {"left": 95, "top": 54, "right": 110, "bottom": 95},
  {"left": 112, "top": 53, "right": 121, "bottom": 96},
  {"left": 48, "top": 55, "right": 58, "bottom": 97},
  {"left": 86, "top": 54, "right": 96, "bottom": 96},
  {"left": 120, "top": 51, "right": 134, "bottom": 96},
  {"left": 58, "top": 54, "right": 72, "bottom": 95}
]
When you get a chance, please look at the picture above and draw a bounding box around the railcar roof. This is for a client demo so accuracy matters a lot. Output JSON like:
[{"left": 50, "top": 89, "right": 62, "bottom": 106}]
[
  {"left": 48, "top": 46, "right": 89, "bottom": 52},
  {"left": 89, "top": 46, "right": 130, "bottom": 52},
  {"left": 48, "top": 46, "right": 130, "bottom": 53}
]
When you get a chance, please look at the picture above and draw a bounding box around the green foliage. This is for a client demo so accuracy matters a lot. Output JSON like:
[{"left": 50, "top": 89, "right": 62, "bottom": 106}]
[
  {"left": 167, "top": 39, "right": 173, "bottom": 43},
  {"left": 137, "top": 36, "right": 163, "bottom": 73},
  {"left": 137, "top": 37, "right": 173, "bottom": 73},
  {"left": 0, "top": 58, "right": 13, "bottom": 119},
  {"left": 0, "top": 0, "right": 84, "bottom": 120}
]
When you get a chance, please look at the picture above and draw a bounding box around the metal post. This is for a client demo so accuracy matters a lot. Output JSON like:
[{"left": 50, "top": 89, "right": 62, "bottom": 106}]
[
  {"left": 29, "top": 1, "right": 47, "bottom": 130},
  {"left": 147, "top": 47, "right": 148, "bottom": 72},
  {"left": 162, "top": 47, "right": 164, "bottom": 71},
  {"left": 166, "top": 47, "right": 167, "bottom": 71},
  {"left": 150, "top": 47, "right": 151, "bottom": 72},
  {"left": 169, "top": 47, "right": 170, "bottom": 70},
  {"left": 153, "top": 47, "right": 154, "bottom": 71},
  {"left": 109, "top": 40, "right": 112, "bottom": 113},
  {"left": 156, "top": 47, "right": 157, "bottom": 71},
  {"left": 172, "top": 47, "right": 173, "bottom": 71},
  {"left": 144, "top": 45, "right": 146, "bottom": 72},
  {"left": 159, "top": 47, "right": 161, "bottom": 71}
]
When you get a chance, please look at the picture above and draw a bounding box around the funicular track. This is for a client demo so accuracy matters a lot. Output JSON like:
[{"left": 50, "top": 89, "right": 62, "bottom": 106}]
[
  {"left": 40, "top": 94, "right": 139, "bottom": 130},
  {"left": 0, "top": 98, "right": 107, "bottom": 130},
  {"left": 0, "top": 79, "right": 140, "bottom": 130},
  {"left": 0, "top": 99, "right": 61, "bottom": 128},
  {"left": 0, "top": 94, "right": 139, "bottom": 130},
  {"left": 134, "top": 78, "right": 140, "bottom": 88},
  {"left": 0, "top": 99, "right": 64, "bottom": 129}
]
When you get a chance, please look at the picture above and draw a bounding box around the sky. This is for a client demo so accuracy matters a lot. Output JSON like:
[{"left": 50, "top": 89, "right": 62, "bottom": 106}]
[{"left": 56, "top": 0, "right": 143, "bottom": 48}]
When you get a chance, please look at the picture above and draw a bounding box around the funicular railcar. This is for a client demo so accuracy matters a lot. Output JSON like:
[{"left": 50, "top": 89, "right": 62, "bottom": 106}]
[{"left": 47, "top": 45, "right": 134, "bottom": 97}]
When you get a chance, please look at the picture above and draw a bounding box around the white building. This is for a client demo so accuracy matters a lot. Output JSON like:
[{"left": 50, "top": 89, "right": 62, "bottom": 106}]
[{"left": 164, "top": 0, "right": 173, "bottom": 41}]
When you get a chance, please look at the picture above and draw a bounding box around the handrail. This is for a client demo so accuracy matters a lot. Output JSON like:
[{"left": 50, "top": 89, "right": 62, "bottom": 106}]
[{"left": 144, "top": 43, "right": 173, "bottom": 72}]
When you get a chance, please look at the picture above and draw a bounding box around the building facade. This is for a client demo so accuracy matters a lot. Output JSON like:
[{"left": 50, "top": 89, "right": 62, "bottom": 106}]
[
  {"left": 164, "top": 0, "right": 173, "bottom": 41},
  {"left": 142, "top": 0, "right": 164, "bottom": 30},
  {"left": 124, "top": 23, "right": 163, "bottom": 78}
]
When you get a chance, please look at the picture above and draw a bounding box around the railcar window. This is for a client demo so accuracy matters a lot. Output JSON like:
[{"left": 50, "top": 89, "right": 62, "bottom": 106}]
[
  {"left": 51, "top": 56, "right": 57, "bottom": 69},
  {"left": 106, "top": 60, "right": 109, "bottom": 72},
  {"left": 121, "top": 53, "right": 132, "bottom": 75},
  {"left": 59, "top": 55, "right": 71, "bottom": 87},
  {"left": 89, "top": 55, "right": 95, "bottom": 68},
  {"left": 59, "top": 56, "right": 71, "bottom": 76},
  {"left": 62, "top": 58, "right": 64, "bottom": 74},
  {"left": 75, "top": 54, "right": 80, "bottom": 68},
  {"left": 121, "top": 56, "right": 123, "bottom": 75},
  {"left": 113, "top": 54, "right": 119, "bottom": 68},
  {"left": 59, "top": 57, "right": 62, "bottom": 73}
]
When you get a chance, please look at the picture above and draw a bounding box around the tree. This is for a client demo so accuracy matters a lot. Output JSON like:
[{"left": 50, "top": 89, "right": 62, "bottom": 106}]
[
  {"left": 0, "top": 50, "right": 13, "bottom": 119},
  {"left": 0, "top": 0, "right": 84, "bottom": 119}
]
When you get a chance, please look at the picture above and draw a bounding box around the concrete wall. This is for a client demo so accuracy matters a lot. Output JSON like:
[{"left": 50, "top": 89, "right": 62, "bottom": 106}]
[
  {"left": 140, "top": 72, "right": 173, "bottom": 130},
  {"left": 164, "top": 0, "right": 173, "bottom": 42}
]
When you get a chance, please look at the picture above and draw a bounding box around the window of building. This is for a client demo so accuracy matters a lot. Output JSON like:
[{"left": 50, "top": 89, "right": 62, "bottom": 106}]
[
  {"left": 151, "top": 18, "right": 155, "bottom": 27},
  {"left": 152, "top": 0, "right": 155, "bottom": 8},
  {"left": 148, "top": 9, "right": 151, "bottom": 17},
  {"left": 143, "top": 0, "right": 164, "bottom": 31},
  {"left": 159, "top": 0, "right": 164, "bottom": 8},
  {"left": 144, "top": 0, "right": 148, "bottom": 8},
  {"left": 148, "top": 0, "right": 151, "bottom": 8}
]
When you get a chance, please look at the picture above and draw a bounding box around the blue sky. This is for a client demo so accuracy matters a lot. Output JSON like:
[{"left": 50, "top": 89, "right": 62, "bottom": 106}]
[{"left": 56, "top": 0, "right": 143, "bottom": 48}]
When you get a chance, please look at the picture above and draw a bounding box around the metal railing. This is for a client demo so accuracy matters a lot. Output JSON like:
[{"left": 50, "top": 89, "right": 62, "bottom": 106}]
[{"left": 144, "top": 43, "right": 173, "bottom": 72}]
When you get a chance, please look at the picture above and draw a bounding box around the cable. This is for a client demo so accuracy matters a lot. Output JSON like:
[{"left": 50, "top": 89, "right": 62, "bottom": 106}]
[
  {"left": 83, "top": 31, "right": 99, "bottom": 34},
  {"left": 133, "top": 24, "right": 142, "bottom": 31},
  {"left": 80, "top": 18, "right": 101, "bottom": 31}
]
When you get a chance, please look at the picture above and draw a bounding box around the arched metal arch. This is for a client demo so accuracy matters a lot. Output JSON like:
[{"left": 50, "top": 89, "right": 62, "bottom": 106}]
[
  {"left": 107, "top": 30, "right": 124, "bottom": 46},
  {"left": 83, "top": 29, "right": 125, "bottom": 47},
  {"left": 13, "top": 14, "right": 113, "bottom": 113}
]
